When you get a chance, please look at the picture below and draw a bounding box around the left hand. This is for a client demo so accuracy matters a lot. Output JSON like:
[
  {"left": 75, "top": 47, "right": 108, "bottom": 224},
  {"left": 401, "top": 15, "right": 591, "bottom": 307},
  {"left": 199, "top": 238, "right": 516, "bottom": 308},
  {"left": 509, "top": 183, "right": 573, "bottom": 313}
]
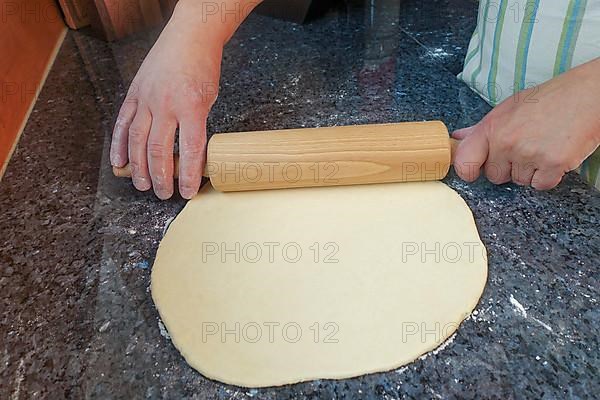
[{"left": 453, "top": 58, "right": 600, "bottom": 190}]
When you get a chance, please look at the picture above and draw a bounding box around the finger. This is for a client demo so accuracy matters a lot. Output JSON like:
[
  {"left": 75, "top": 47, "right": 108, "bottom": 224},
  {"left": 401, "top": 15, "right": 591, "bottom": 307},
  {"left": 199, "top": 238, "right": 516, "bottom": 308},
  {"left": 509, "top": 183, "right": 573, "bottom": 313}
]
[
  {"left": 511, "top": 161, "right": 536, "bottom": 186},
  {"left": 147, "top": 117, "right": 177, "bottom": 200},
  {"left": 484, "top": 148, "right": 511, "bottom": 185},
  {"left": 128, "top": 106, "right": 153, "bottom": 191},
  {"left": 451, "top": 125, "right": 477, "bottom": 140},
  {"left": 531, "top": 168, "right": 564, "bottom": 191},
  {"left": 178, "top": 115, "right": 207, "bottom": 200},
  {"left": 453, "top": 125, "right": 489, "bottom": 182},
  {"left": 110, "top": 97, "right": 138, "bottom": 167}
]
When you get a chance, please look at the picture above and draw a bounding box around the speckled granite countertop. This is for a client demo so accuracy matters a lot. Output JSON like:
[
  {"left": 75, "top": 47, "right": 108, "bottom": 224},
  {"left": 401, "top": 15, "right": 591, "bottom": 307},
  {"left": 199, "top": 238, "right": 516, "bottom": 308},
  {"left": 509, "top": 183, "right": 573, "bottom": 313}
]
[{"left": 1, "top": 1, "right": 598, "bottom": 398}]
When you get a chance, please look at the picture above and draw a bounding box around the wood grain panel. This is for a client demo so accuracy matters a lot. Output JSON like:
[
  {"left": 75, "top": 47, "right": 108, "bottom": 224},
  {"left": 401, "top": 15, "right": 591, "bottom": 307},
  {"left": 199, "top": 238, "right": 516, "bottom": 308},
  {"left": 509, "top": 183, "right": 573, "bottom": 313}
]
[
  {"left": 57, "top": 0, "right": 90, "bottom": 29},
  {"left": 89, "top": 0, "right": 163, "bottom": 41},
  {"left": 0, "top": 0, "right": 66, "bottom": 178}
]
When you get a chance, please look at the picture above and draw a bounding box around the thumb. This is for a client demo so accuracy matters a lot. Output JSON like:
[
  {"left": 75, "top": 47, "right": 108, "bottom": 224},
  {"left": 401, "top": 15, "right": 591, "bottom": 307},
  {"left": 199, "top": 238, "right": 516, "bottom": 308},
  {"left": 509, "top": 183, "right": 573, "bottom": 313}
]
[
  {"left": 453, "top": 123, "right": 489, "bottom": 182},
  {"left": 451, "top": 125, "right": 477, "bottom": 140}
]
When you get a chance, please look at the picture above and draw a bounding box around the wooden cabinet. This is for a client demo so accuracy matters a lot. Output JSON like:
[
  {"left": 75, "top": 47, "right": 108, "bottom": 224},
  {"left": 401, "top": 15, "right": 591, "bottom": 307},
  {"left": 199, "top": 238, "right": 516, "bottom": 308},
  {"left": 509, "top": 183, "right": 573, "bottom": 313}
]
[
  {"left": 57, "top": 0, "right": 91, "bottom": 29},
  {"left": 87, "top": 0, "right": 165, "bottom": 41},
  {"left": 0, "top": 0, "right": 66, "bottom": 177},
  {"left": 56, "top": 0, "right": 174, "bottom": 40}
]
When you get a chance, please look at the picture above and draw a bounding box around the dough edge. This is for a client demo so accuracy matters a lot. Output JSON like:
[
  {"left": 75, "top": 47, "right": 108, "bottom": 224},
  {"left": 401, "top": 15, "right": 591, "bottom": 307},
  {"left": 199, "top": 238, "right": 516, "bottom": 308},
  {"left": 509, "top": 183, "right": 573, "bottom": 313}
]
[{"left": 151, "top": 182, "right": 488, "bottom": 388}]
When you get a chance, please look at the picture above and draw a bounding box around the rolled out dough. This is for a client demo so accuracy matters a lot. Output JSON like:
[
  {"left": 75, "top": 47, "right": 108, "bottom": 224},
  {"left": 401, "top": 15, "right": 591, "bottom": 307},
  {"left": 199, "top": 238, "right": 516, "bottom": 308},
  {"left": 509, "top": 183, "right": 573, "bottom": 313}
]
[{"left": 151, "top": 182, "right": 487, "bottom": 388}]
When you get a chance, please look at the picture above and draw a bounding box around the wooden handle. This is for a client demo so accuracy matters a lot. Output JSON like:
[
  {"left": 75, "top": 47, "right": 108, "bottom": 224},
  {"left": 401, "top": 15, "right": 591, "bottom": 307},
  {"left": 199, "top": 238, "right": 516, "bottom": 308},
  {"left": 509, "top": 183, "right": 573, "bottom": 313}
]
[
  {"left": 113, "top": 157, "right": 203, "bottom": 178},
  {"left": 113, "top": 121, "right": 456, "bottom": 192},
  {"left": 450, "top": 137, "right": 459, "bottom": 162}
]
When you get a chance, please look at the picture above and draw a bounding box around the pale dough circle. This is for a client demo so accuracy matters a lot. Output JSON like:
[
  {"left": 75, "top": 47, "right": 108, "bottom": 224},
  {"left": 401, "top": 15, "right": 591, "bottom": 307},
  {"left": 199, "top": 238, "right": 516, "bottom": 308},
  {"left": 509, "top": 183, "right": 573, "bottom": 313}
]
[{"left": 151, "top": 182, "right": 488, "bottom": 388}]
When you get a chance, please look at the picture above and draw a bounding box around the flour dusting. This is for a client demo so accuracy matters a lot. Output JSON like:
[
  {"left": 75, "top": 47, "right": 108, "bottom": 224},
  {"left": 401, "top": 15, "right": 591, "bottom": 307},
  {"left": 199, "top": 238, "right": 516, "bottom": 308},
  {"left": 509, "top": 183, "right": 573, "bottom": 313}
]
[
  {"left": 532, "top": 317, "right": 553, "bottom": 332},
  {"left": 509, "top": 294, "right": 528, "bottom": 318},
  {"left": 418, "top": 333, "right": 457, "bottom": 362}
]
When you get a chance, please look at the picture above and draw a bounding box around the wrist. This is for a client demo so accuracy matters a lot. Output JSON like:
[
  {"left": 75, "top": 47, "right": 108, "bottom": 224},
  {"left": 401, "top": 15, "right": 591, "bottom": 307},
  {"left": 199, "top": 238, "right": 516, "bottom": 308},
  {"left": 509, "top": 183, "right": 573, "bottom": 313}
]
[
  {"left": 172, "top": 0, "right": 262, "bottom": 45},
  {"left": 574, "top": 57, "right": 600, "bottom": 88}
]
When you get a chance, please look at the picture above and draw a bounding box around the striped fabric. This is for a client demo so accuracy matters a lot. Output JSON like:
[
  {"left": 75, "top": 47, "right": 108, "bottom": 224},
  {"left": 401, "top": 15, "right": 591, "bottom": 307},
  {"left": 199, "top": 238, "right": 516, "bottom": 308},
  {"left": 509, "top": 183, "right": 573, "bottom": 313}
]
[{"left": 458, "top": 0, "right": 600, "bottom": 189}]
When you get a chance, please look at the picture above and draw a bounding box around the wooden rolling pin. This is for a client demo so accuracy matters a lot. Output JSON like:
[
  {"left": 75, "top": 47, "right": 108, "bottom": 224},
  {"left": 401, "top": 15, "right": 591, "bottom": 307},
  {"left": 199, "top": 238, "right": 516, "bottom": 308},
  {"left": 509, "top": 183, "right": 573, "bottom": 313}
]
[{"left": 113, "top": 121, "right": 459, "bottom": 192}]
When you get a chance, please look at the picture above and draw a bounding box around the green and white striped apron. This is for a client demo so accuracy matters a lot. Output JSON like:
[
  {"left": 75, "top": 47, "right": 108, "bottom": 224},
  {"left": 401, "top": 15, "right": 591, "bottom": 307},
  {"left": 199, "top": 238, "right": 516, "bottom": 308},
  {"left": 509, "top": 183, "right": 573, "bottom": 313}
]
[{"left": 458, "top": 0, "right": 600, "bottom": 189}]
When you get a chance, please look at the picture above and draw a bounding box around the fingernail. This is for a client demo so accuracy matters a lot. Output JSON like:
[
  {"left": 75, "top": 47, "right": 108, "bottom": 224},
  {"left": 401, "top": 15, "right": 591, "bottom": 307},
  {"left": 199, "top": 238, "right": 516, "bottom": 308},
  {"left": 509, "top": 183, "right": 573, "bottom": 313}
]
[
  {"left": 181, "top": 190, "right": 195, "bottom": 200},
  {"left": 155, "top": 189, "right": 174, "bottom": 200},
  {"left": 133, "top": 177, "right": 152, "bottom": 191},
  {"left": 180, "top": 185, "right": 198, "bottom": 200},
  {"left": 111, "top": 154, "right": 124, "bottom": 167},
  {"left": 452, "top": 126, "right": 475, "bottom": 138}
]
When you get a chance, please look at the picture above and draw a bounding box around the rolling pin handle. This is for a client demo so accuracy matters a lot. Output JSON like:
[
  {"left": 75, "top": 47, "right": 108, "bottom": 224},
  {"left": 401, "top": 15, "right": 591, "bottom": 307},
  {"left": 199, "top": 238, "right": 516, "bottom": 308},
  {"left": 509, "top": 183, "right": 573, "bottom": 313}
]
[
  {"left": 112, "top": 157, "right": 210, "bottom": 179},
  {"left": 449, "top": 138, "right": 460, "bottom": 163}
]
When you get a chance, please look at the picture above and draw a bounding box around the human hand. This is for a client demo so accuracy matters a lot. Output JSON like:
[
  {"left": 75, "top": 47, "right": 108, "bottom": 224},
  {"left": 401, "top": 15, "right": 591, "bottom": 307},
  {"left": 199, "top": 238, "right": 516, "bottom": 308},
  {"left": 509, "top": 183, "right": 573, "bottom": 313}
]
[
  {"left": 453, "top": 58, "right": 600, "bottom": 190},
  {"left": 109, "top": 8, "right": 223, "bottom": 200}
]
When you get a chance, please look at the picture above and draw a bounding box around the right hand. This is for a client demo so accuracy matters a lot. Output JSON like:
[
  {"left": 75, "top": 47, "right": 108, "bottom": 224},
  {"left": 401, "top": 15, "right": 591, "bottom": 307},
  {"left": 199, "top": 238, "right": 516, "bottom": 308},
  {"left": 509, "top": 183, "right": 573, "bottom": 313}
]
[{"left": 110, "top": 11, "right": 223, "bottom": 200}]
